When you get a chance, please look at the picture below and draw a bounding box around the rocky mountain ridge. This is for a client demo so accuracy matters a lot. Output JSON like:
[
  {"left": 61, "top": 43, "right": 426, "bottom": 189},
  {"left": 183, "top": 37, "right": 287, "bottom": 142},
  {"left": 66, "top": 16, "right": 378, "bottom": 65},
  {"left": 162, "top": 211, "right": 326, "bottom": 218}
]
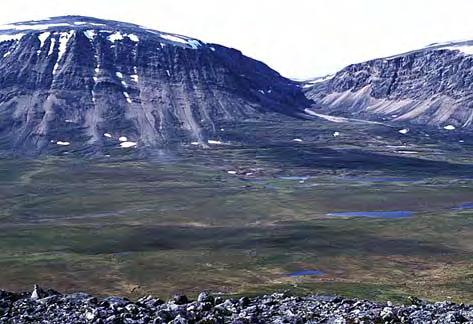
[
  {"left": 0, "top": 16, "right": 310, "bottom": 155},
  {"left": 304, "top": 40, "right": 473, "bottom": 129}
]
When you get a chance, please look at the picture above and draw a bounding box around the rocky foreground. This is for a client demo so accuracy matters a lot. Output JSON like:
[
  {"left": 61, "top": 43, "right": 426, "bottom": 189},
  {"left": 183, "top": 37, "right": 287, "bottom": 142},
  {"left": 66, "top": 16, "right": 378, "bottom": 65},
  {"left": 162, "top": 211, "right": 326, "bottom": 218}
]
[{"left": 0, "top": 286, "right": 472, "bottom": 323}]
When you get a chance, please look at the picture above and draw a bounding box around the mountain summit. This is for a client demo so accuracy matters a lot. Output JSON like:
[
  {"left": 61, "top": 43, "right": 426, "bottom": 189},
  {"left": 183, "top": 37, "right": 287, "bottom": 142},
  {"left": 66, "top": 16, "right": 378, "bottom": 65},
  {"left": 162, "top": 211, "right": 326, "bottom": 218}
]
[{"left": 0, "top": 16, "right": 310, "bottom": 154}]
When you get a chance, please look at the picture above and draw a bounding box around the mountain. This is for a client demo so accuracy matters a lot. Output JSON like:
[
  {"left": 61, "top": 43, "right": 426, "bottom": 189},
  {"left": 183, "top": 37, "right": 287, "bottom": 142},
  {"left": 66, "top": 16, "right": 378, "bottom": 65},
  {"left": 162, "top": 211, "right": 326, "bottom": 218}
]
[
  {"left": 0, "top": 16, "right": 310, "bottom": 155},
  {"left": 303, "top": 40, "right": 473, "bottom": 130}
]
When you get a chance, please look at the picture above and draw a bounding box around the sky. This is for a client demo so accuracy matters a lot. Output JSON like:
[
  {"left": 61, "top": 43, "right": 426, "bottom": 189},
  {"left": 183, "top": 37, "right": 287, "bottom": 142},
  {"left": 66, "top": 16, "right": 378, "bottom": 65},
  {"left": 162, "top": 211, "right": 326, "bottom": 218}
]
[{"left": 1, "top": 0, "right": 473, "bottom": 79}]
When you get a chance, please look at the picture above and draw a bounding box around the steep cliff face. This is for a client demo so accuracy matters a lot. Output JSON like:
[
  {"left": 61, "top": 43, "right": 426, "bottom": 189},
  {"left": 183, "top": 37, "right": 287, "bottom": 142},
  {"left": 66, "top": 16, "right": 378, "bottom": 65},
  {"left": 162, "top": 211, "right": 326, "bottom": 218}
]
[
  {"left": 0, "top": 16, "right": 310, "bottom": 154},
  {"left": 304, "top": 41, "right": 473, "bottom": 129}
]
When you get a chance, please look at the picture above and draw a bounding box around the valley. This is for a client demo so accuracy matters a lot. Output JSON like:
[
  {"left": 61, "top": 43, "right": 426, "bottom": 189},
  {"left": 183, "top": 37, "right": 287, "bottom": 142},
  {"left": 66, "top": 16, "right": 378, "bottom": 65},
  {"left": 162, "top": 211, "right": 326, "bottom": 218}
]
[
  {"left": 0, "top": 16, "right": 472, "bottom": 317},
  {"left": 0, "top": 118, "right": 471, "bottom": 303}
]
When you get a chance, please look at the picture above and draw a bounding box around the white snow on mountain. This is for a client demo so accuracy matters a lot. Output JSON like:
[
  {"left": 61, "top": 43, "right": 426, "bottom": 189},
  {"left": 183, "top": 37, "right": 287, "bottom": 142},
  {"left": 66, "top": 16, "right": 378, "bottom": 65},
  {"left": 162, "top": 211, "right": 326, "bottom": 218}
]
[
  {"left": 0, "top": 33, "right": 24, "bottom": 43},
  {"left": 53, "top": 31, "right": 74, "bottom": 75},
  {"left": 37, "top": 32, "right": 50, "bottom": 48}
]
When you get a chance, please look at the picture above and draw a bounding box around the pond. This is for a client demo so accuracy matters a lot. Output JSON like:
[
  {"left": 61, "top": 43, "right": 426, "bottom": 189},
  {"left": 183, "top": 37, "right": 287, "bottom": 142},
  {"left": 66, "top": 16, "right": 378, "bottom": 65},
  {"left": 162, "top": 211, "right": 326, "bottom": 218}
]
[
  {"left": 288, "top": 270, "right": 326, "bottom": 277},
  {"left": 327, "top": 211, "right": 414, "bottom": 218}
]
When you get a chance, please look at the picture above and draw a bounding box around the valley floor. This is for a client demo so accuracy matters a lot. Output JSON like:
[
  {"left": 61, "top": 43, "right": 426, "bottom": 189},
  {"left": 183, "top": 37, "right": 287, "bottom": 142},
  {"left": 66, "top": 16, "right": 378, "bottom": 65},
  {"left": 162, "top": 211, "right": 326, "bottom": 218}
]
[{"left": 0, "top": 118, "right": 472, "bottom": 303}]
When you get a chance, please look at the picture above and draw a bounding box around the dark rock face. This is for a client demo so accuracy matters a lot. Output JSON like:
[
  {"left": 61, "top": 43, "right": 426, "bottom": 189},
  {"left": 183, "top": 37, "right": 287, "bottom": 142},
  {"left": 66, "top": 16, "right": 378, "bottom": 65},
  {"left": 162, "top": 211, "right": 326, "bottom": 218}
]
[
  {"left": 0, "top": 16, "right": 310, "bottom": 155},
  {"left": 304, "top": 41, "right": 473, "bottom": 129},
  {"left": 1, "top": 287, "right": 473, "bottom": 323}
]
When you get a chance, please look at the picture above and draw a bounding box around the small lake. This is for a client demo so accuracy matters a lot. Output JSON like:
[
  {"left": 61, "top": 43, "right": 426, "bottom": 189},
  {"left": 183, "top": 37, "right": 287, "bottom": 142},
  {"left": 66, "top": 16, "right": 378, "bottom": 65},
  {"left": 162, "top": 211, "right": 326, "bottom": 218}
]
[
  {"left": 288, "top": 270, "right": 326, "bottom": 277},
  {"left": 339, "top": 176, "right": 421, "bottom": 183},
  {"left": 279, "top": 176, "right": 310, "bottom": 181},
  {"left": 455, "top": 202, "right": 473, "bottom": 210},
  {"left": 327, "top": 211, "right": 414, "bottom": 218}
]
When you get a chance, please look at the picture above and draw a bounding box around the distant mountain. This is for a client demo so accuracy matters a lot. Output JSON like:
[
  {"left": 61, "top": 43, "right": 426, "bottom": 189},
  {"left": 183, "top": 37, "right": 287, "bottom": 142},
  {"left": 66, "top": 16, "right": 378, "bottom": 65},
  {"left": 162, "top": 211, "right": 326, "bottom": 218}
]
[
  {"left": 303, "top": 40, "right": 473, "bottom": 130},
  {"left": 0, "top": 16, "right": 310, "bottom": 155}
]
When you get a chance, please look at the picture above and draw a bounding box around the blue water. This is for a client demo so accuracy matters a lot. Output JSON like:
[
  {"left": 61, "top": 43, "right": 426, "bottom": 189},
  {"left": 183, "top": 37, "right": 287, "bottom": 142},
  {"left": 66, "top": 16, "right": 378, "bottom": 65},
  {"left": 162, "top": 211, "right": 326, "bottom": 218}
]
[
  {"left": 288, "top": 270, "right": 325, "bottom": 277},
  {"left": 455, "top": 202, "right": 473, "bottom": 210},
  {"left": 279, "top": 176, "right": 310, "bottom": 181},
  {"left": 327, "top": 211, "right": 414, "bottom": 218},
  {"left": 340, "top": 176, "right": 420, "bottom": 183}
]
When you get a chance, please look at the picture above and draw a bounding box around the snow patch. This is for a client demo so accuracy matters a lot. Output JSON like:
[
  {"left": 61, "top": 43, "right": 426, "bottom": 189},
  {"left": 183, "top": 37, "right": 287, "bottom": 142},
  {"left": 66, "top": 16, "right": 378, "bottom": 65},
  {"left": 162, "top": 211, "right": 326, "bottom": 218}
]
[
  {"left": 123, "top": 92, "right": 132, "bottom": 103},
  {"left": 119, "top": 136, "right": 128, "bottom": 142},
  {"left": 130, "top": 74, "right": 139, "bottom": 82},
  {"left": 37, "top": 32, "right": 50, "bottom": 48},
  {"left": 108, "top": 32, "right": 139, "bottom": 43},
  {"left": 56, "top": 141, "right": 70, "bottom": 146},
  {"left": 0, "top": 23, "right": 70, "bottom": 31},
  {"left": 333, "top": 131, "right": 340, "bottom": 137},
  {"left": 292, "top": 138, "right": 303, "bottom": 142},
  {"left": 115, "top": 72, "right": 123, "bottom": 79},
  {"left": 120, "top": 141, "right": 137, "bottom": 148},
  {"left": 160, "top": 33, "right": 201, "bottom": 49},
  {"left": 227, "top": 171, "right": 237, "bottom": 175},
  {"left": 47, "top": 38, "right": 56, "bottom": 56},
  {"left": 104, "top": 133, "right": 112, "bottom": 138},
  {"left": 398, "top": 128, "right": 410, "bottom": 135},
  {"left": 303, "top": 74, "right": 335, "bottom": 88},
  {"left": 83, "top": 30, "right": 96, "bottom": 41},
  {"left": 0, "top": 33, "right": 24, "bottom": 43},
  {"left": 187, "top": 39, "right": 201, "bottom": 49},
  {"left": 443, "top": 124, "right": 456, "bottom": 130},
  {"left": 160, "top": 33, "right": 187, "bottom": 44},
  {"left": 304, "top": 108, "right": 382, "bottom": 125},
  {"left": 53, "top": 31, "right": 74, "bottom": 75},
  {"left": 108, "top": 32, "right": 124, "bottom": 42},
  {"left": 207, "top": 140, "right": 223, "bottom": 145},
  {"left": 127, "top": 34, "right": 139, "bottom": 42},
  {"left": 438, "top": 45, "right": 473, "bottom": 55}
]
